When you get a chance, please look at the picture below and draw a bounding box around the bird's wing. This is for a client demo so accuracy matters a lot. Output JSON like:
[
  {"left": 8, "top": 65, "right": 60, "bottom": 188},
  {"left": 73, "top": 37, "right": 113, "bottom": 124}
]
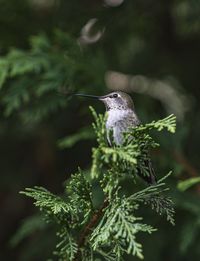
[{"left": 129, "top": 115, "right": 157, "bottom": 184}]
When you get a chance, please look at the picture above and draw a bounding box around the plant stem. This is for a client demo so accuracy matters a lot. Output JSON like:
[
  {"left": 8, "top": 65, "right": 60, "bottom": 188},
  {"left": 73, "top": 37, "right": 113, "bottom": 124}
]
[{"left": 73, "top": 198, "right": 109, "bottom": 261}]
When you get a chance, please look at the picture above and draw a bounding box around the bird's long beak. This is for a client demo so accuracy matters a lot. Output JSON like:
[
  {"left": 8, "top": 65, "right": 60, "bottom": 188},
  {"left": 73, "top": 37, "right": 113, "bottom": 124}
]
[{"left": 74, "top": 93, "right": 103, "bottom": 100}]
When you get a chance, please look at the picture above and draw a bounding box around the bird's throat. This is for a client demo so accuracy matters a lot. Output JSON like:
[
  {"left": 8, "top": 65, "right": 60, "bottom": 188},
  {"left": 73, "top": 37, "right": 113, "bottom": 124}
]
[{"left": 107, "top": 109, "right": 133, "bottom": 126}]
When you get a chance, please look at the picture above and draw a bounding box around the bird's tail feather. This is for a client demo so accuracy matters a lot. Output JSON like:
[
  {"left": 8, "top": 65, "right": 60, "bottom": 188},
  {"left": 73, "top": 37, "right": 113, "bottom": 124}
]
[{"left": 137, "top": 158, "right": 157, "bottom": 185}]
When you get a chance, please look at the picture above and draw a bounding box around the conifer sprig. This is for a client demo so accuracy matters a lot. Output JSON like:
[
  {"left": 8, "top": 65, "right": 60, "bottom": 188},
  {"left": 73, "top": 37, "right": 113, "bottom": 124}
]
[{"left": 20, "top": 109, "right": 176, "bottom": 260}]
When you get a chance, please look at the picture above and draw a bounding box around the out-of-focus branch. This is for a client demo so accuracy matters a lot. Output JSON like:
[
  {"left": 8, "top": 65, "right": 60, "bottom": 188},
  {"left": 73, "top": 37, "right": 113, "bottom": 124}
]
[
  {"left": 78, "top": 18, "right": 104, "bottom": 46},
  {"left": 155, "top": 148, "right": 200, "bottom": 191},
  {"left": 173, "top": 150, "right": 200, "bottom": 192},
  {"left": 173, "top": 150, "right": 199, "bottom": 178},
  {"left": 104, "top": 0, "right": 124, "bottom": 7}
]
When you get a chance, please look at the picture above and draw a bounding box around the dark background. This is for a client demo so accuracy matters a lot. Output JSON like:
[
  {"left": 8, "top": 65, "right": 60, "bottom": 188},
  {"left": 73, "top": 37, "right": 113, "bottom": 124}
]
[{"left": 0, "top": 0, "right": 200, "bottom": 260}]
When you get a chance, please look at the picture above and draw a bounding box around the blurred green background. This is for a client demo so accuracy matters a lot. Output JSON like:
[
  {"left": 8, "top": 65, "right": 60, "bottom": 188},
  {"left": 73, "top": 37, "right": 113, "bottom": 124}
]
[{"left": 0, "top": 0, "right": 200, "bottom": 260}]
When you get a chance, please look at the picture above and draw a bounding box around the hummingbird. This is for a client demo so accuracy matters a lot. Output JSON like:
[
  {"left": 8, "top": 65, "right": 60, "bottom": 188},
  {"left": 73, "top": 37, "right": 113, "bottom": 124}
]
[{"left": 75, "top": 91, "right": 156, "bottom": 184}]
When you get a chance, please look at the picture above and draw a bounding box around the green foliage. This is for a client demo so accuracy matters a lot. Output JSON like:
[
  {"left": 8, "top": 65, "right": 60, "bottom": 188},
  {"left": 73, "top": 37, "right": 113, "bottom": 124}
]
[
  {"left": 21, "top": 186, "right": 72, "bottom": 216},
  {"left": 177, "top": 177, "right": 200, "bottom": 192},
  {"left": 20, "top": 109, "right": 176, "bottom": 260},
  {"left": 179, "top": 217, "right": 200, "bottom": 254},
  {"left": 55, "top": 228, "right": 78, "bottom": 260},
  {"left": 129, "top": 174, "right": 175, "bottom": 226},
  {"left": 90, "top": 107, "right": 176, "bottom": 188},
  {"left": 1, "top": 1, "right": 199, "bottom": 261},
  {"left": 0, "top": 31, "right": 76, "bottom": 122},
  {"left": 90, "top": 192, "right": 156, "bottom": 260},
  {"left": 57, "top": 127, "right": 94, "bottom": 149},
  {"left": 0, "top": 30, "right": 105, "bottom": 123},
  {"left": 10, "top": 214, "right": 47, "bottom": 247},
  {"left": 135, "top": 115, "right": 176, "bottom": 133},
  {"left": 67, "top": 170, "right": 94, "bottom": 225}
]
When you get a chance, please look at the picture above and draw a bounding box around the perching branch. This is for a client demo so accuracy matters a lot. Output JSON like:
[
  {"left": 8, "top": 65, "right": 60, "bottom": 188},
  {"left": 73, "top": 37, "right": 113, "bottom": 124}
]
[
  {"left": 20, "top": 109, "right": 176, "bottom": 260},
  {"left": 74, "top": 198, "right": 109, "bottom": 261}
]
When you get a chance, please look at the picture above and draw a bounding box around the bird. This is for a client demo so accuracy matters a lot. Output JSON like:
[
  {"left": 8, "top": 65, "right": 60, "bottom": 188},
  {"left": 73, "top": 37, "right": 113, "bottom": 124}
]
[{"left": 75, "top": 91, "right": 157, "bottom": 184}]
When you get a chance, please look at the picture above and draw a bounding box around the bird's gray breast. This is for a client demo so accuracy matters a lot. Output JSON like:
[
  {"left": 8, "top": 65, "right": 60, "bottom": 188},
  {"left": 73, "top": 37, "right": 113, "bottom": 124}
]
[{"left": 106, "top": 109, "right": 140, "bottom": 146}]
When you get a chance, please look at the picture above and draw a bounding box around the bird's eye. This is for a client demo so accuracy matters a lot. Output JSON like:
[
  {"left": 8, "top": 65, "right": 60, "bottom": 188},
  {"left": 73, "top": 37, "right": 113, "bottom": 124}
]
[{"left": 113, "top": 93, "right": 118, "bottom": 98}]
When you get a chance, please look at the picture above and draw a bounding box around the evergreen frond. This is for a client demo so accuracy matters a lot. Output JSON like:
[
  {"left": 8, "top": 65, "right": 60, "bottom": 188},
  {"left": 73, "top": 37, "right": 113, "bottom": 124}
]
[
  {"left": 20, "top": 109, "right": 176, "bottom": 260},
  {"left": 90, "top": 195, "right": 155, "bottom": 260},
  {"left": 55, "top": 228, "right": 78, "bottom": 261},
  {"left": 66, "top": 170, "right": 94, "bottom": 224},
  {"left": 10, "top": 214, "right": 47, "bottom": 247},
  {"left": 57, "top": 127, "right": 94, "bottom": 149},
  {"left": 0, "top": 31, "right": 85, "bottom": 122},
  {"left": 90, "top": 106, "right": 107, "bottom": 146},
  {"left": 129, "top": 174, "right": 175, "bottom": 225},
  {"left": 133, "top": 114, "right": 176, "bottom": 133},
  {"left": 20, "top": 186, "right": 72, "bottom": 215},
  {"left": 177, "top": 177, "right": 200, "bottom": 192}
]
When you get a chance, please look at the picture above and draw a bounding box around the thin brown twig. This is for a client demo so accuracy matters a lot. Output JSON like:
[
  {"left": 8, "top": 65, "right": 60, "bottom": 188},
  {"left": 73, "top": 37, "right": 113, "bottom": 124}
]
[
  {"left": 173, "top": 150, "right": 199, "bottom": 177},
  {"left": 73, "top": 198, "right": 109, "bottom": 261},
  {"left": 154, "top": 148, "right": 200, "bottom": 191},
  {"left": 173, "top": 150, "right": 200, "bottom": 192}
]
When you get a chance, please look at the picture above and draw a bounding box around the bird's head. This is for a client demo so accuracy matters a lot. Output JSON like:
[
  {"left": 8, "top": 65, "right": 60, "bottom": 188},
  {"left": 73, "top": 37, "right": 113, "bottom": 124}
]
[{"left": 75, "top": 91, "right": 134, "bottom": 111}]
